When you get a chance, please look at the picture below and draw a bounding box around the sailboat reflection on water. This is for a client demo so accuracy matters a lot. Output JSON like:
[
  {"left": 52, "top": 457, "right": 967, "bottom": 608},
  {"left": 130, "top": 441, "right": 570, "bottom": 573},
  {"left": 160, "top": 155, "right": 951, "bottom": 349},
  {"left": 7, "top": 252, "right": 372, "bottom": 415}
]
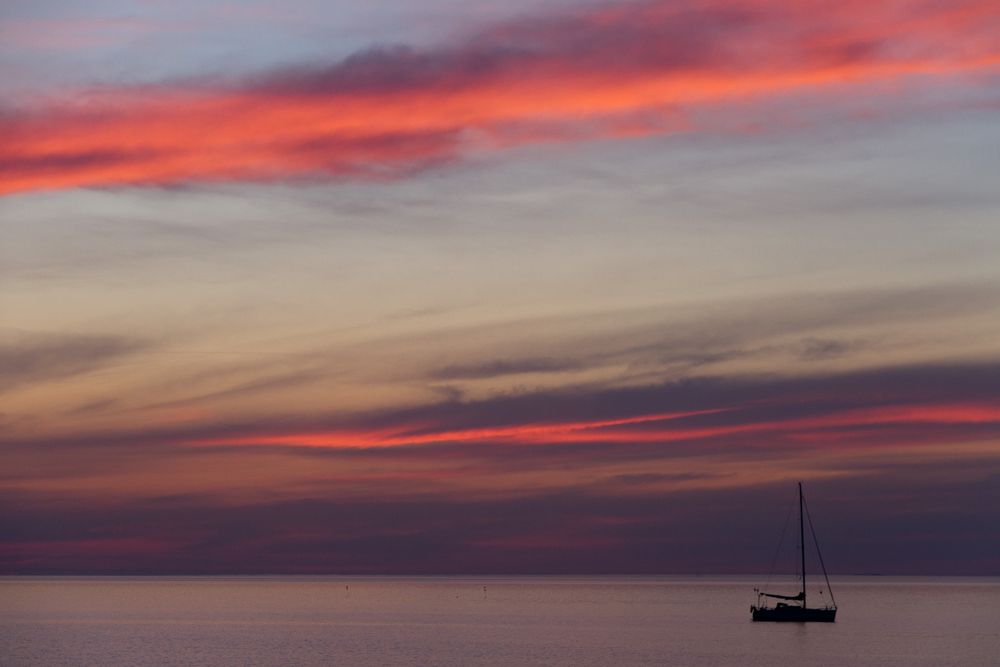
[{"left": 751, "top": 482, "right": 837, "bottom": 622}]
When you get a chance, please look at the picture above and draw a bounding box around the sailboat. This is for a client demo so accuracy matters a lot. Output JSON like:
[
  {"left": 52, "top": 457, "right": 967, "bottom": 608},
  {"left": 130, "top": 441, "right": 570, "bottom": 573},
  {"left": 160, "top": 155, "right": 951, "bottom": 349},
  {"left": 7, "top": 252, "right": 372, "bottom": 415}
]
[{"left": 751, "top": 482, "right": 837, "bottom": 622}]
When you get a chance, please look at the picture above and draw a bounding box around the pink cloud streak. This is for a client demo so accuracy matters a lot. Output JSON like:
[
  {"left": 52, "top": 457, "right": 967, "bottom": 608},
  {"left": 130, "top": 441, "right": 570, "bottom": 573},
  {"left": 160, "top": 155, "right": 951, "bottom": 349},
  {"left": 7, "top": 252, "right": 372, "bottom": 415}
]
[
  {"left": 192, "top": 402, "right": 1000, "bottom": 450},
  {"left": 2, "top": 0, "right": 998, "bottom": 195}
]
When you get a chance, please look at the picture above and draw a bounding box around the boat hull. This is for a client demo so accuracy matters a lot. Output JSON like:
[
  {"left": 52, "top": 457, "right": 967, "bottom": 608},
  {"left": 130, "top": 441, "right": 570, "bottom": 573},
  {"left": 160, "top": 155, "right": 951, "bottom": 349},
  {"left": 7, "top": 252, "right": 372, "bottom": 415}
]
[{"left": 751, "top": 606, "right": 836, "bottom": 623}]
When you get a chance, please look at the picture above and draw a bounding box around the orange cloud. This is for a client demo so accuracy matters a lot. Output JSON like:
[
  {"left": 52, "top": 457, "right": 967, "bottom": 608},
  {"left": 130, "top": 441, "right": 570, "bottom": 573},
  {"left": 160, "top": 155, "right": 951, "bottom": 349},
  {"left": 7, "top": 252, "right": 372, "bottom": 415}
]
[{"left": 2, "top": 0, "right": 998, "bottom": 195}]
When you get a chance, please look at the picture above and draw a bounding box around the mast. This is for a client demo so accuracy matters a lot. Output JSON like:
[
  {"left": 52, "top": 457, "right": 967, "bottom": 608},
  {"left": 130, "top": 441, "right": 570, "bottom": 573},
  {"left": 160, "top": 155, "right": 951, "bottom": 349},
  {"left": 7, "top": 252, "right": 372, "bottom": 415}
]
[{"left": 799, "top": 481, "right": 806, "bottom": 608}]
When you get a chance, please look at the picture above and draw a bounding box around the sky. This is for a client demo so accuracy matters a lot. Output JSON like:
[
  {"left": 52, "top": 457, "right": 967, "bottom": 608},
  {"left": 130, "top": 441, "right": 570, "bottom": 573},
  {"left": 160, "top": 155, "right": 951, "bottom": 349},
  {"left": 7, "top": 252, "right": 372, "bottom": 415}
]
[{"left": 2, "top": 0, "right": 1000, "bottom": 575}]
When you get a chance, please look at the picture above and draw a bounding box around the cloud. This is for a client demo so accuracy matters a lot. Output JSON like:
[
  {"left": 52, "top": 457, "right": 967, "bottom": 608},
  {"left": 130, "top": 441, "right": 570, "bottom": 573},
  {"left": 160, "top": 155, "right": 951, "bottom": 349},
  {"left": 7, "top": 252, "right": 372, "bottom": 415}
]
[
  {"left": 3, "top": 463, "right": 998, "bottom": 574},
  {"left": 0, "top": 331, "right": 148, "bottom": 392},
  {"left": 134, "top": 366, "right": 341, "bottom": 413},
  {"left": 406, "top": 280, "right": 1000, "bottom": 388},
  {"left": 3, "top": 354, "right": 999, "bottom": 574},
  {"left": 430, "top": 356, "right": 584, "bottom": 380},
  {"left": 798, "top": 337, "right": 858, "bottom": 361},
  {"left": 2, "top": 0, "right": 998, "bottom": 194},
  {"left": 7, "top": 358, "right": 1000, "bottom": 457}
]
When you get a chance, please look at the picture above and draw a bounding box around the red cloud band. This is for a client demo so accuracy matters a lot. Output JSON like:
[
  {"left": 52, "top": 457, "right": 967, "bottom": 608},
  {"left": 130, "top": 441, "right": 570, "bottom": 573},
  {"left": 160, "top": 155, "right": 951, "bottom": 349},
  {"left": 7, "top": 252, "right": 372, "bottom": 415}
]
[
  {"left": 193, "top": 402, "right": 1000, "bottom": 449},
  {"left": 2, "top": 0, "right": 998, "bottom": 195}
]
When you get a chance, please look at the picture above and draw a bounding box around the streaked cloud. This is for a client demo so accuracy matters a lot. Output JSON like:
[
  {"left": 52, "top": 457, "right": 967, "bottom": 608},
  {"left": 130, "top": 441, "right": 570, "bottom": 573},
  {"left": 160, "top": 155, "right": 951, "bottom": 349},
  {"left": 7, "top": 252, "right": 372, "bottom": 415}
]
[
  {"left": 3, "top": 356, "right": 999, "bottom": 574},
  {"left": 4, "top": 457, "right": 998, "bottom": 574},
  {"left": 2, "top": 0, "right": 999, "bottom": 577},
  {"left": 2, "top": 0, "right": 998, "bottom": 194},
  {"left": 0, "top": 331, "right": 148, "bottom": 392},
  {"left": 430, "top": 356, "right": 584, "bottom": 380},
  {"left": 7, "top": 359, "right": 1000, "bottom": 456}
]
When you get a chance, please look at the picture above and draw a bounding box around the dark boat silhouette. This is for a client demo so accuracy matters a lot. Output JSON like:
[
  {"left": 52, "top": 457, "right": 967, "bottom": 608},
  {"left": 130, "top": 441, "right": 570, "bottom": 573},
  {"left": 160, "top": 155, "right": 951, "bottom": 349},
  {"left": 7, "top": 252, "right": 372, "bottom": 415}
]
[{"left": 751, "top": 482, "right": 837, "bottom": 622}]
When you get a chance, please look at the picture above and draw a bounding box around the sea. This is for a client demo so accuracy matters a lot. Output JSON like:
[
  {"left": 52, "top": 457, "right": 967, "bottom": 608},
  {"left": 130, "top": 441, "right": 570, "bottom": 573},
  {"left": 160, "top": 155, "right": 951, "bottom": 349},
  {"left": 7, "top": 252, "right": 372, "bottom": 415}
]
[{"left": 2, "top": 576, "right": 998, "bottom": 666}]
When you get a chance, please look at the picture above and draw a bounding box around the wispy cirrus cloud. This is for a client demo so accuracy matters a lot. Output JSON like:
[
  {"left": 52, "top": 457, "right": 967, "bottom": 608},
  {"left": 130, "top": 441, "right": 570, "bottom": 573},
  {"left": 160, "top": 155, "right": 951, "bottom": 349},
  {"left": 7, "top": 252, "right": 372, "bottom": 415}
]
[
  {"left": 430, "top": 356, "right": 585, "bottom": 380},
  {"left": 8, "top": 359, "right": 1000, "bottom": 456},
  {"left": 0, "top": 331, "right": 149, "bottom": 392},
  {"left": 4, "top": 358, "right": 1000, "bottom": 574},
  {"left": 184, "top": 398, "right": 1000, "bottom": 451},
  {"left": 2, "top": 0, "right": 998, "bottom": 195}
]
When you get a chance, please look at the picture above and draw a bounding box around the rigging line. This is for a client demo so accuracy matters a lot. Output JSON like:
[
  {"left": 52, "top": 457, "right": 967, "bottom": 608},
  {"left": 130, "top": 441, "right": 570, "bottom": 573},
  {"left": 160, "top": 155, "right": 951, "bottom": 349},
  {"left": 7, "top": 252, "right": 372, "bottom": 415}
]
[
  {"left": 762, "top": 485, "right": 797, "bottom": 594},
  {"left": 803, "top": 494, "right": 837, "bottom": 608}
]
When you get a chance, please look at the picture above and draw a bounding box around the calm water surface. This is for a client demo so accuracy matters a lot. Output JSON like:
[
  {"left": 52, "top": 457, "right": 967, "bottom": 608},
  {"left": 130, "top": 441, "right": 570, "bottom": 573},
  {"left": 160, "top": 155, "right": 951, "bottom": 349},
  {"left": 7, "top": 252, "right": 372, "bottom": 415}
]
[{"left": 2, "top": 576, "right": 998, "bottom": 666}]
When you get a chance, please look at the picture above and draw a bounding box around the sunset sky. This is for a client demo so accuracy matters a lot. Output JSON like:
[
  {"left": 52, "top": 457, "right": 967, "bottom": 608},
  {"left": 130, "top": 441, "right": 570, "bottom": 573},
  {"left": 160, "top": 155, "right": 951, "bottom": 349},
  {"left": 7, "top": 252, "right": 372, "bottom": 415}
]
[{"left": 2, "top": 0, "right": 1000, "bottom": 575}]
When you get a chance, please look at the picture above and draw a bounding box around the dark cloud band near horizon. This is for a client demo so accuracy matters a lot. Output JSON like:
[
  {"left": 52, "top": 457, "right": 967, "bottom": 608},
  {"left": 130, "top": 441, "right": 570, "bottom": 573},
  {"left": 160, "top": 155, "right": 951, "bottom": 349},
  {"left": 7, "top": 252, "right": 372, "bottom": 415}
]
[
  {"left": 3, "top": 359, "right": 1000, "bottom": 575},
  {"left": 1, "top": 0, "right": 998, "bottom": 195},
  {"left": 3, "top": 462, "right": 998, "bottom": 575}
]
